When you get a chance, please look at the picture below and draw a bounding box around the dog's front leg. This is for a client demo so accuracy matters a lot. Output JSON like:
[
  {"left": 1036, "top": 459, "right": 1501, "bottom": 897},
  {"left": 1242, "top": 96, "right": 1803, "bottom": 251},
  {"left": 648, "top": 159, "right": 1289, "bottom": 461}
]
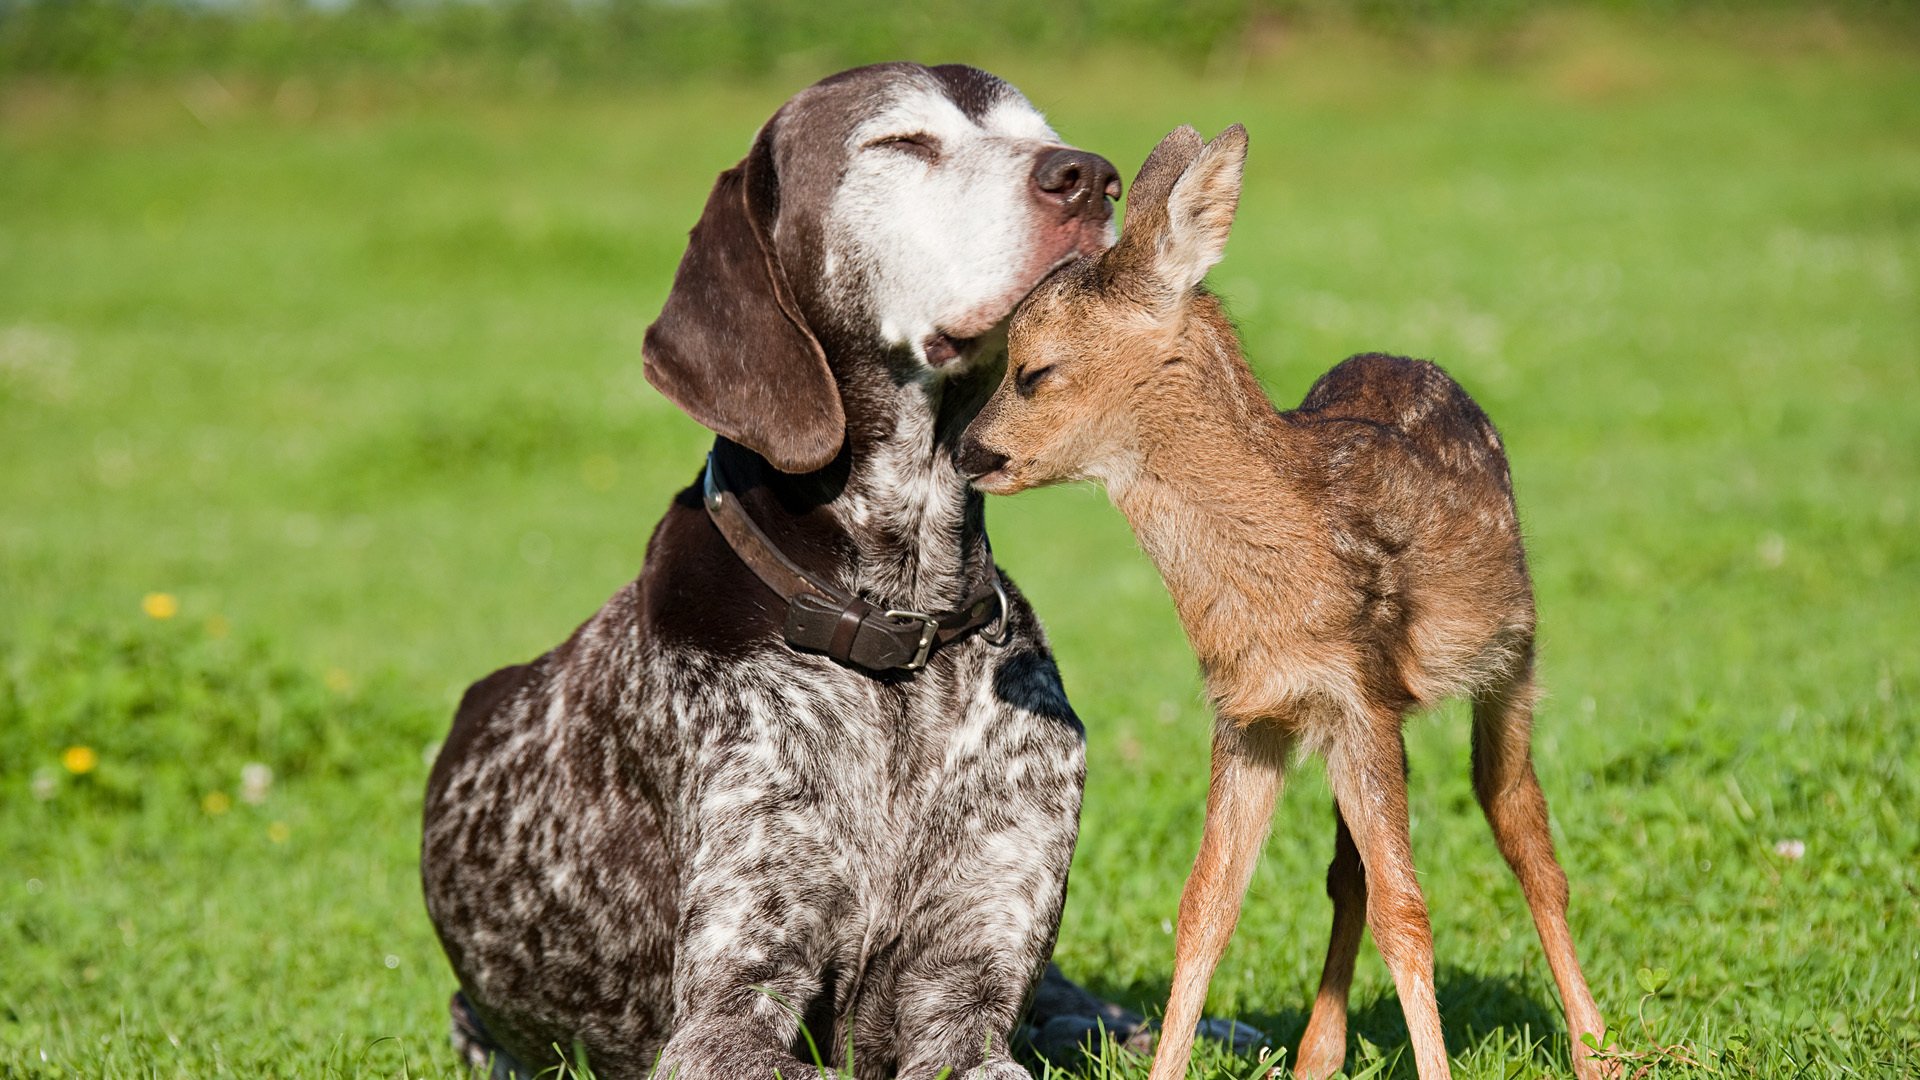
[
  {"left": 886, "top": 689, "right": 1086, "bottom": 1080},
  {"left": 883, "top": 837, "right": 1075, "bottom": 1078},
  {"left": 656, "top": 769, "right": 847, "bottom": 1079},
  {"left": 656, "top": 952, "right": 837, "bottom": 1080},
  {"left": 657, "top": 1016, "right": 831, "bottom": 1080},
  {"left": 888, "top": 951, "right": 1038, "bottom": 1080}
]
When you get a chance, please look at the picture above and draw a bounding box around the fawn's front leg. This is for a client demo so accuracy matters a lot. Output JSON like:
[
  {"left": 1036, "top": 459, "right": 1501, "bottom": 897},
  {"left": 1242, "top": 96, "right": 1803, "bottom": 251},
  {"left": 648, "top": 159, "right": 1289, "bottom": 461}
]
[{"left": 1147, "top": 719, "right": 1287, "bottom": 1080}]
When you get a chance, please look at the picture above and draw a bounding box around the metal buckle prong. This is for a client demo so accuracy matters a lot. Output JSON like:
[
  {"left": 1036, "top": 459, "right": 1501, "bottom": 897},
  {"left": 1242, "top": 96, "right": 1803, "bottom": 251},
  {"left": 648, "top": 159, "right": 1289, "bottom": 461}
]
[{"left": 884, "top": 608, "right": 937, "bottom": 671}]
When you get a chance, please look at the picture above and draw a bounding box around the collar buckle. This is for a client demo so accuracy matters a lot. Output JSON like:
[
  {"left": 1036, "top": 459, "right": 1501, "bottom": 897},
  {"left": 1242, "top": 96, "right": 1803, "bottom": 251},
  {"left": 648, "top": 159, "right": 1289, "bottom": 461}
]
[
  {"left": 703, "top": 451, "right": 1009, "bottom": 676},
  {"left": 883, "top": 609, "right": 937, "bottom": 671}
]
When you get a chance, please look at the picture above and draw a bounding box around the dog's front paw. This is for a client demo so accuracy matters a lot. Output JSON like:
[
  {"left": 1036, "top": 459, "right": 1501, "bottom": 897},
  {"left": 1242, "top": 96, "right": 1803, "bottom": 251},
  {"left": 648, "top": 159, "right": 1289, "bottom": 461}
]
[
  {"left": 960, "top": 1059, "right": 1034, "bottom": 1080},
  {"left": 1022, "top": 1014, "right": 1110, "bottom": 1064},
  {"left": 1195, "top": 1016, "right": 1270, "bottom": 1056},
  {"left": 1123, "top": 1016, "right": 1272, "bottom": 1057}
]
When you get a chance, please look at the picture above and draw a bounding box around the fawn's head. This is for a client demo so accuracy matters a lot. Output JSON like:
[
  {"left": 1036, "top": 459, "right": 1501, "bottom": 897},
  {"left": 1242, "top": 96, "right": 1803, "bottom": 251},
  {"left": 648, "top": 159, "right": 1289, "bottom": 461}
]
[{"left": 958, "top": 124, "right": 1248, "bottom": 494}]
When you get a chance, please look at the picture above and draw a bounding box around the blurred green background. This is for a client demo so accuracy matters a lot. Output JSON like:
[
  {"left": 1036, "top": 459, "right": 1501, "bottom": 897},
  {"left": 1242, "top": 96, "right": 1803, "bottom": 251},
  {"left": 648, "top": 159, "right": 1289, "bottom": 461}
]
[{"left": 2, "top": 2, "right": 1917, "bottom": 1077}]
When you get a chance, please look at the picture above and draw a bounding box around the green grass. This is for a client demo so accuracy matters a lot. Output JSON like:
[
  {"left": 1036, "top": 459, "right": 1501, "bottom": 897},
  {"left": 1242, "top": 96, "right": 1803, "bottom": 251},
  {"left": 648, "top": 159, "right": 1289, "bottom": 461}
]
[{"left": 4, "top": 15, "right": 1919, "bottom": 1079}]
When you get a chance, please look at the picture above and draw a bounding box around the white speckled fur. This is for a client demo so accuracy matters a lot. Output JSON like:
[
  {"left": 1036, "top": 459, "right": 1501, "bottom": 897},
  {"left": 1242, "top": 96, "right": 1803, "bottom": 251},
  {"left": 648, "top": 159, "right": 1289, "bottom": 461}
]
[{"left": 421, "top": 64, "right": 1103, "bottom": 1080}]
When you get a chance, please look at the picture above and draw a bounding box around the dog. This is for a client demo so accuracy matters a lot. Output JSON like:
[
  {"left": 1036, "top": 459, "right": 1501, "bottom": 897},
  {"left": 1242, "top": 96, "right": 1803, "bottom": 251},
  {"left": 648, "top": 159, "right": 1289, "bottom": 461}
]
[{"left": 420, "top": 63, "right": 1125, "bottom": 1080}]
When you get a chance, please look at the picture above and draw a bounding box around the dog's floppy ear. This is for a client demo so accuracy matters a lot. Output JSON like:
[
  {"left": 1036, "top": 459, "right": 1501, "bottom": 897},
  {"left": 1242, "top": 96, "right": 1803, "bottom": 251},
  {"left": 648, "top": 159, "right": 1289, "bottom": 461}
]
[{"left": 643, "top": 122, "right": 845, "bottom": 474}]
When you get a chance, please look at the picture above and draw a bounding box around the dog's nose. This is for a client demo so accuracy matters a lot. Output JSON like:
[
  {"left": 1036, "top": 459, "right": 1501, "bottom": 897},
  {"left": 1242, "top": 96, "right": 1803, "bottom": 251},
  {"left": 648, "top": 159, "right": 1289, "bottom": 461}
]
[
  {"left": 956, "top": 437, "right": 1011, "bottom": 480},
  {"left": 1032, "top": 147, "right": 1121, "bottom": 221}
]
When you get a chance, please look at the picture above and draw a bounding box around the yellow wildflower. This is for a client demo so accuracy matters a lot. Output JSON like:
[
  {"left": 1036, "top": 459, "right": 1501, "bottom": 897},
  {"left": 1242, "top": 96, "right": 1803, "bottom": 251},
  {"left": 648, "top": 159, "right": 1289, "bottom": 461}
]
[
  {"left": 61, "top": 746, "right": 98, "bottom": 775},
  {"left": 142, "top": 592, "right": 179, "bottom": 620},
  {"left": 202, "top": 791, "right": 232, "bottom": 816},
  {"left": 267, "top": 821, "right": 291, "bottom": 844},
  {"left": 323, "top": 668, "right": 353, "bottom": 694}
]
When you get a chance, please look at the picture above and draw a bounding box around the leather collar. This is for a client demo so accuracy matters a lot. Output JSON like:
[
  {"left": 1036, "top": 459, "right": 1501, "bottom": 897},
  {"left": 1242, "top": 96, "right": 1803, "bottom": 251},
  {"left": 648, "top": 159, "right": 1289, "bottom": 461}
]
[{"left": 702, "top": 452, "right": 1010, "bottom": 673}]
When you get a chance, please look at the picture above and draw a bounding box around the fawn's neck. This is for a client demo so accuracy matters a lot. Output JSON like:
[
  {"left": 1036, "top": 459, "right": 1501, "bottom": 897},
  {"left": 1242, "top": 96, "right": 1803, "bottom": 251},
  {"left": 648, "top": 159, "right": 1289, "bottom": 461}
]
[{"left": 1106, "top": 331, "right": 1316, "bottom": 686}]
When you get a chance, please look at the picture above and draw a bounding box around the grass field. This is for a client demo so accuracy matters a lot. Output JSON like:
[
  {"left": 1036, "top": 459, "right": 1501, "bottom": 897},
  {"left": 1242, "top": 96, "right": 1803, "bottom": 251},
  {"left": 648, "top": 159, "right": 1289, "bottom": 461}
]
[{"left": 3, "top": 15, "right": 1918, "bottom": 1079}]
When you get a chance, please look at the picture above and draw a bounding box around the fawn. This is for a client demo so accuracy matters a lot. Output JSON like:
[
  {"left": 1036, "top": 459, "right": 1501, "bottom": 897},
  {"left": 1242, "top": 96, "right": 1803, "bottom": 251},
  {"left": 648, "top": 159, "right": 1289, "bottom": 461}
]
[{"left": 957, "top": 125, "right": 1610, "bottom": 1080}]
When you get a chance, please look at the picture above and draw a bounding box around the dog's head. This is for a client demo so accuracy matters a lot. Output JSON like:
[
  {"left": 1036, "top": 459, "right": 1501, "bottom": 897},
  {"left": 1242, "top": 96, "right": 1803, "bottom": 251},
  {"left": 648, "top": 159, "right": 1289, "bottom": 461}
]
[{"left": 643, "top": 63, "right": 1119, "bottom": 474}]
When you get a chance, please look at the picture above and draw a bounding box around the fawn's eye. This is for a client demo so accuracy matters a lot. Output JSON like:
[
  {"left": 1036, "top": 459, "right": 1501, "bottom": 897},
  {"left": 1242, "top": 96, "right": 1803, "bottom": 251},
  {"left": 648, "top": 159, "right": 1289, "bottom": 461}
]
[
  {"left": 1016, "top": 363, "right": 1056, "bottom": 397},
  {"left": 867, "top": 133, "right": 940, "bottom": 162}
]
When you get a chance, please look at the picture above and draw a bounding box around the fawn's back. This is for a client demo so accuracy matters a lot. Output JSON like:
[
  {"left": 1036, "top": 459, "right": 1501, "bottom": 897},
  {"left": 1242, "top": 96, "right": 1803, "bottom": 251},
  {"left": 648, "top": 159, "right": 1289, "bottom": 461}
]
[{"left": 1269, "top": 352, "right": 1535, "bottom": 712}]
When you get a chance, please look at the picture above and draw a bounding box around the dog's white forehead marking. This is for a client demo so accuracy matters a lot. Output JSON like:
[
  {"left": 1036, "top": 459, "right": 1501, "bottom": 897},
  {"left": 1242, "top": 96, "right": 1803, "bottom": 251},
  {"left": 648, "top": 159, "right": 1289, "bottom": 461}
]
[
  {"left": 825, "top": 74, "right": 1079, "bottom": 370},
  {"left": 980, "top": 95, "right": 1060, "bottom": 142},
  {"left": 850, "top": 80, "right": 1058, "bottom": 145}
]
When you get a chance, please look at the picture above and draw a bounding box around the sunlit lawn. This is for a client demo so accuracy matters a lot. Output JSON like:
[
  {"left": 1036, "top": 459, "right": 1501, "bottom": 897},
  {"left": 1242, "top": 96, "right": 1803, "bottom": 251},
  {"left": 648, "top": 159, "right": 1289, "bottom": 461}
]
[{"left": 3, "top": 17, "right": 1917, "bottom": 1078}]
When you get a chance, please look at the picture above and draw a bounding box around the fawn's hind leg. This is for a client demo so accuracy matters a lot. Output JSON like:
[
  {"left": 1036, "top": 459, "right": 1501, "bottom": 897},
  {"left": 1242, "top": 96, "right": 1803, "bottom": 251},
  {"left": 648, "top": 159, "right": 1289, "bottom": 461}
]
[
  {"left": 1146, "top": 719, "right": 1288, "bottom": 1080},
  {"left": 1326, "top": 715, "right": 1452, "bottom": 1080},
  {"left": 1472, "top": 670, "right": 1612, "bottom": 1080},
  {"left": 1293, "top": 804, "right": 1367, "bottom": 1079}
]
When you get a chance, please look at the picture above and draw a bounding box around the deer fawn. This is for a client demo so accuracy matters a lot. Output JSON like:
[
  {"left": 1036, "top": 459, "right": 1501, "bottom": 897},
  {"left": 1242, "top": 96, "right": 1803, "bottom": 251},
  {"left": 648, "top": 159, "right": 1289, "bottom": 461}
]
[{"left": 958, "top": 125, "right": 1610, "bottom": 1080}]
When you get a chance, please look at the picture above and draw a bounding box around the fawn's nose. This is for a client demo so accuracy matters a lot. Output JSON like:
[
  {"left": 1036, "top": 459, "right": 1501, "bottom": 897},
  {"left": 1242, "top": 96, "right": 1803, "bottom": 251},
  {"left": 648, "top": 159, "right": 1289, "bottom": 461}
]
[
  {"left": 956, "top": 437, "right": 1010, "bottom": 480},
  {"left": 1032, "top": 147, "right": 1121, "bottom": 222}
]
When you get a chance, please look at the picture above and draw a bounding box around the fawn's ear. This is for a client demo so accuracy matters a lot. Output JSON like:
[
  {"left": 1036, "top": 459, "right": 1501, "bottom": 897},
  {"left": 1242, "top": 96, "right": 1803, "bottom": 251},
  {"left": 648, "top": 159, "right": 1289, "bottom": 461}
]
[
  {"left": 1152, "top": 124, "right": 1244, "bottom": 292},
  {"left": 643, "top": 121, "right": 846, "bottom": 475},
  {"left": 1144, "top": 124, "right": 1248, "bottom": 294},
  {"left": 1120, "top": 126, "right": 1205, "bottom": 237},
  {"left": 1108, "top": 126, "right": 1203, "bottom": 280}
]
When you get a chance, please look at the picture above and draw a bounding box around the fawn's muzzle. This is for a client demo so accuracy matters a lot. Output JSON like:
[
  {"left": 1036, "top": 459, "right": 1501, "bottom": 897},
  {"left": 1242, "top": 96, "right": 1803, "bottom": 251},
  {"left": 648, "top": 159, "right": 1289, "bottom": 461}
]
[{"left": 956, "top": 437, "right": 1011, "bottom": 481}]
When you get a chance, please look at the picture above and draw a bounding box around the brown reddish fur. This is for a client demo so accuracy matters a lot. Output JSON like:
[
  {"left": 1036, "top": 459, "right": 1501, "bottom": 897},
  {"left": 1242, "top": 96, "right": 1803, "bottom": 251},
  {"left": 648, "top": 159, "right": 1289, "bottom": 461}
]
[{"left": 960, "top": 126, "right": 1611, "bottom": 1080}]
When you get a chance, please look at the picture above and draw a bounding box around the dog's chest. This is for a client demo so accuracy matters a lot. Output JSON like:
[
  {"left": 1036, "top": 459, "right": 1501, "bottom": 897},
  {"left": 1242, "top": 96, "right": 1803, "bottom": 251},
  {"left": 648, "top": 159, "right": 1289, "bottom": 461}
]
[
  {"left": 655, "top": 635, "right": 1080, "bottom": 948},
  {"left": 671, "top": 646, "right": 1019, "bottom": 843}
]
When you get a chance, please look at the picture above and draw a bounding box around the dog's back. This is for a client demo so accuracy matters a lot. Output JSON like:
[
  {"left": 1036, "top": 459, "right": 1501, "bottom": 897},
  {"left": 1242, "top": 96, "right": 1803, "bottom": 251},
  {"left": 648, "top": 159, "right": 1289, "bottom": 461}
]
[{"left": 423, "top": 594, "right": 684, "bottom": 1078}]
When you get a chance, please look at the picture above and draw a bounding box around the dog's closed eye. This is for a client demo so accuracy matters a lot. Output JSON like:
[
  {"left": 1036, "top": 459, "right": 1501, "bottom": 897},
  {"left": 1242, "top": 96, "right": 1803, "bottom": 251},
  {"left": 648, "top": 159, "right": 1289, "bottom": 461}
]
[{"left": 867, "top": 133, "right": 941, "bottom": 162}]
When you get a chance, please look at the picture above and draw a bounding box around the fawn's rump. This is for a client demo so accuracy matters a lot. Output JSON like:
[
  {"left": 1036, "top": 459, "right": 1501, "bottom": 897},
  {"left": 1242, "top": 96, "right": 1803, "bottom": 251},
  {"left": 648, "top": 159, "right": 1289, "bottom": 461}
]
[
  {"left": 1291, "top": 354, "right": 1536, "bottom": 706},
  {"left": 1297, "top": 353, "right": 1509, "bottom": 476}
]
